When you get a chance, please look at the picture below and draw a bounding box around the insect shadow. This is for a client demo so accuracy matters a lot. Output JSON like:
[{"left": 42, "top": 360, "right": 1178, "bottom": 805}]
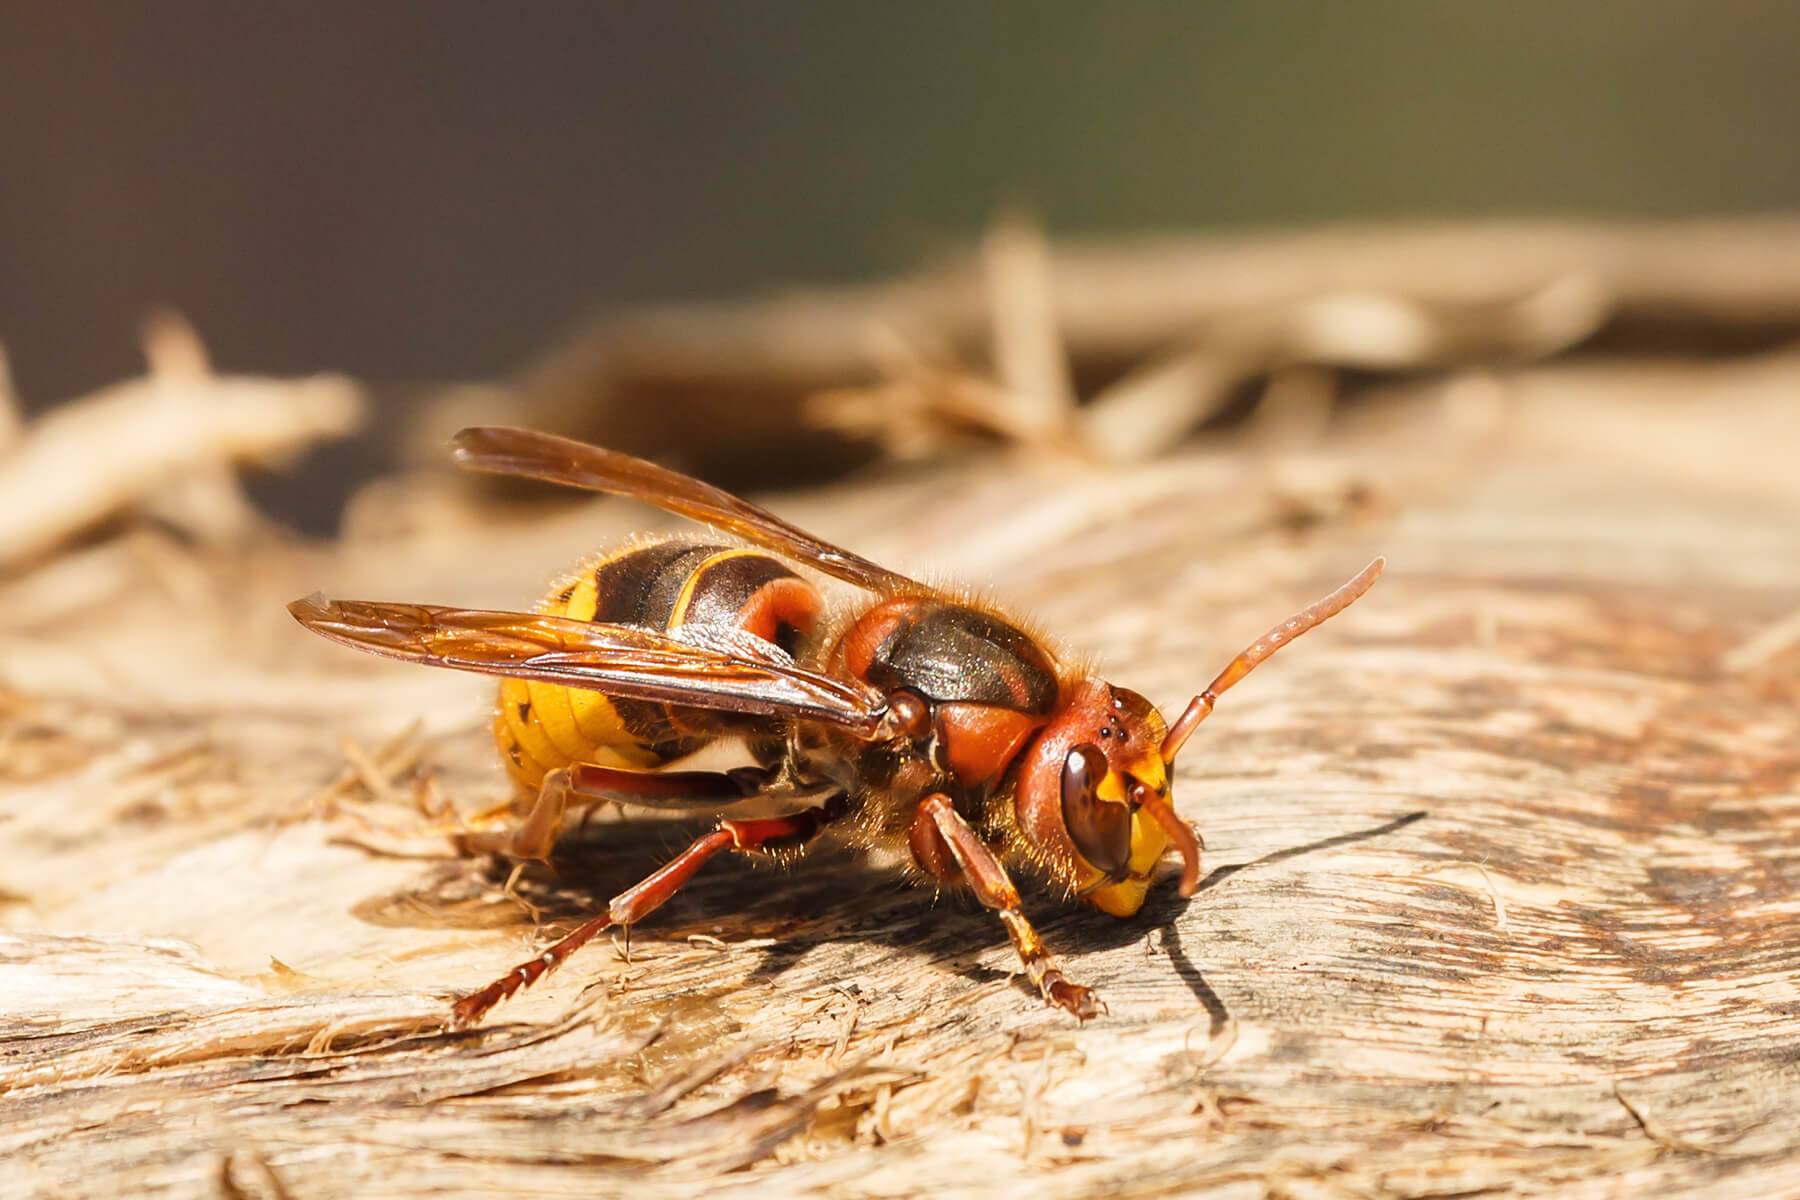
[
  {"left": 1195, "top": 808, "right": 1428, "bottom": 894},
  {"left": 351, "top": 806, "right": 1427, "bottom": 1018}
]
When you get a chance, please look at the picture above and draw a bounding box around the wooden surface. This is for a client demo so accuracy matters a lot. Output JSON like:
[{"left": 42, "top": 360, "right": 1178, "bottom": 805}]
[{"left": 3, "top": 360, "right": 1799, "bottom": 1198}]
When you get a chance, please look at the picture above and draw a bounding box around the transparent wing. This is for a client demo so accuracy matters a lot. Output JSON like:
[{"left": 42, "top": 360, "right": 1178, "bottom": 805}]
[
  {"left": 451, "top": 425, "right": 922, "bottom": 594},
  {"left": 289, "top": 595, "right": 886, "bottom": 734}
]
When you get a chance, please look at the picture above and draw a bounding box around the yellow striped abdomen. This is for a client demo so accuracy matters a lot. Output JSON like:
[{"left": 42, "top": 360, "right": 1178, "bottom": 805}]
[{"left": 493, "top": 538, "right": 822, "bottom": 794}]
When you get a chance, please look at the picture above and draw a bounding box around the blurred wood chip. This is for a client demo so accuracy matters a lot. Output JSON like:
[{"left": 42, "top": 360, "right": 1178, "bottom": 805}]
[
  {"left": 441, "top": 216, "right": 1800, "bottom": 476},
  {"left": 0, "top": 312, "right": 364, "bottom": 573}
]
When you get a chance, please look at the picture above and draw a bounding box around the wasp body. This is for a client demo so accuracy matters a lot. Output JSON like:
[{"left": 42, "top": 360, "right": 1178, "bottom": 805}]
[
  {"left": 291, "top": 428, "right": 1383, "bottom": 1026},
  {"left": 495, "top": 540, "right": 821, "bottom": 792}
]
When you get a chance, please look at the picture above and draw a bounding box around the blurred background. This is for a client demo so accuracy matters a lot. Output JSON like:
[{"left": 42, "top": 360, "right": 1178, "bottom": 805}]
[
  {"left": 6, "top": 5, "right": 1800, "bottom": 389},
  {"left": 3, "top": 3, "right": 1799, "bottom": 537},
  {"left": 8, "top": 14, "right": 1800, "bottom": 1196}
]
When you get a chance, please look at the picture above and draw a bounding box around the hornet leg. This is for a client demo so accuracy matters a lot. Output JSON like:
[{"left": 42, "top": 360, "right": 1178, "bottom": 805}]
[
  {"left": 915, "top": 793, "right": 1105, "bottom": 1020},
  {"left": 450, "top": 793, "right": 843, "bottom": 1028},
  {"left": 455, "top": 762, "right": 778, "bottom": 861}
]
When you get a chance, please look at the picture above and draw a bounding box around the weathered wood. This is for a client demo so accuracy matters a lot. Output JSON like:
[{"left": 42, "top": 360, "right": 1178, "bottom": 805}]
[{"left": 2, "top": 354, "right": 1799, "bottom": 1198}]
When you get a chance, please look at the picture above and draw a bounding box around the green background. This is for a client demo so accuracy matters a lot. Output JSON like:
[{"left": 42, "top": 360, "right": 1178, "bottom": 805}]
[{"left": 2, "top": 3, "right": 1796, "bottom": 404}]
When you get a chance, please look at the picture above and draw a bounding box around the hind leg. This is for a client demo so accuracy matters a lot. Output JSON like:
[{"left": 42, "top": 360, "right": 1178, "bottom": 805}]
[
  {"left": 455, "top": 762, "right": 779, "bottom": 861},
  {"left": 450, "top": 793, "right": 844, "bottom": 1027}
]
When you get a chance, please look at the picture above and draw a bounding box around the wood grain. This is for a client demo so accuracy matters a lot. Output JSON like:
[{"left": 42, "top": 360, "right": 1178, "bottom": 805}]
[{"left": 2, "top": 359, "right": 1798, "bottom": 1198}]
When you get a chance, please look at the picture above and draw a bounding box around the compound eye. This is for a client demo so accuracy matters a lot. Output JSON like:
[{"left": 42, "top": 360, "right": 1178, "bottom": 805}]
[{"left": 1061, "top": 742, "right": 1131, "bottom": 878}]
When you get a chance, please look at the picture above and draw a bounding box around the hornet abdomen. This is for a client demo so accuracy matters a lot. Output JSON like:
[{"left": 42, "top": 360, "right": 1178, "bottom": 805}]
[{"left": 494, "top": 538, "right": 823, "bottom": 792}]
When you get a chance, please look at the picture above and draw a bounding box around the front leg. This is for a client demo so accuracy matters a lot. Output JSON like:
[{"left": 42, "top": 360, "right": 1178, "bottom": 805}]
[{"left": 914, "top": 793, "right": 1105, "bottom": 1020}]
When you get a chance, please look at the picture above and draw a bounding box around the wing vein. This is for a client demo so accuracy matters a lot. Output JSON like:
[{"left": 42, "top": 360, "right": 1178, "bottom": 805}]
[
  {"left": 289, "top": 595, "right": 885, "bottom": 735},
  {"left": 450, "top": 426, "right": 922, "bottom": 594}
]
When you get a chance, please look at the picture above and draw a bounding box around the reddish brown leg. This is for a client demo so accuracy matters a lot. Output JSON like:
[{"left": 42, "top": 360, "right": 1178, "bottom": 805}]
[
  {"left": 563, "top": 762, "right": 777, "bottom": 808},
  {"left": 916, "top": 793, "right": 1105, "bottom": 1020},
  {"left": 456, "top": 762, "right": 777, "bottom": 861},
  {"left": 449, "top": 796, "right": 840, "bottom": 1028}
]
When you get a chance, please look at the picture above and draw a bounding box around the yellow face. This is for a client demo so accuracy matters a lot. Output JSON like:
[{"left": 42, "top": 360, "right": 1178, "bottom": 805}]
[
  {"left": 1014, "top": 680, "right": 1199, "bottom": 918},
  {"left": 1081, "top": 747, "right": 1173, "bottom": 917}
]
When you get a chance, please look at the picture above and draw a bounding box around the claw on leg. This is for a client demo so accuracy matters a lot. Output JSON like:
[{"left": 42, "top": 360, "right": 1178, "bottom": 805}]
[
  {"left": 997, "top": 907, "right": 1106, "bottom": 1020},
  {"left": 1044, "top": 976, "right": 1107, "bottom": 1021},
  {"left": 495, "top": 860, "right": 553, "bottom": 924}
]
